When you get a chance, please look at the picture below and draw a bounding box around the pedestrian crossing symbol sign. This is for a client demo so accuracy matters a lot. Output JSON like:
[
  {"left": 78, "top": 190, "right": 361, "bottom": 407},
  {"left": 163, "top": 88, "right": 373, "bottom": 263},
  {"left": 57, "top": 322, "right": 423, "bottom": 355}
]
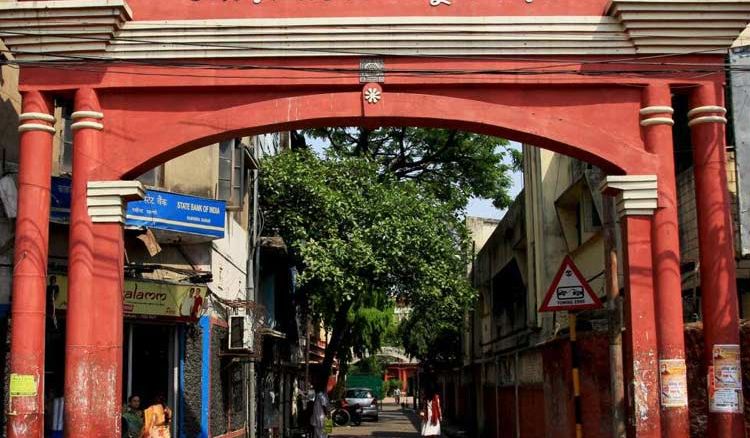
[{"left": 539, "top": 256, "right": 603, "bottom": 312}]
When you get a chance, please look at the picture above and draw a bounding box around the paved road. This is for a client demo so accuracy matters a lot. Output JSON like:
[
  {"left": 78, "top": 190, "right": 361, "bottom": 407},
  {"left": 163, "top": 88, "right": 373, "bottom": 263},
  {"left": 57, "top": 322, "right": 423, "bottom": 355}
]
[{"left": 331, "top": 401, "right": 422, "bottom": 437}]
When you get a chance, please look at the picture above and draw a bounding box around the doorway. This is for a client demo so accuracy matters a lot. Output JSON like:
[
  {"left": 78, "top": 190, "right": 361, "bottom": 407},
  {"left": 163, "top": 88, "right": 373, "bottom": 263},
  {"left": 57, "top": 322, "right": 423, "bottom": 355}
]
[{"left": 124, "top": 322, "right": 179, "bottom": 438}]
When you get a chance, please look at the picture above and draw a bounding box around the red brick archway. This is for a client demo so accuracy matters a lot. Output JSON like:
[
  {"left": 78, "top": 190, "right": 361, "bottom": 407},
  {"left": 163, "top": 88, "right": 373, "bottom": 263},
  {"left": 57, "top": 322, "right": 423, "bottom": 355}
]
[
  {"left": 6, "top": 1, "right": 747, "bottom": 438},
  {"left": 109, "top": 87, "right": 655, "bottom": 179}
]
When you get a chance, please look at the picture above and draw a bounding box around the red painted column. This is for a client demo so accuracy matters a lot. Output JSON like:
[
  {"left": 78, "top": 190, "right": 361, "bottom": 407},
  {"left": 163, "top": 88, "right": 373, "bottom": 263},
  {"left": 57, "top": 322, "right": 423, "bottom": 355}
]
[
  {"left": 602, "top": 175, "right": 662, "bottom": 438},
  {"left": 621, "top": 215, "right": 662, "bottom": 438},
  {"left": 640, "top": 84, "right": 690, "bottom": 437},
  {"left": 7, "top": 91, "right": 55, "bottom": 438},
  {"left": 64, "top": 88, "right": 124, "bottom": 437},
  {"left": 689, "top": 83, "right": 744, "bottom": 438}
]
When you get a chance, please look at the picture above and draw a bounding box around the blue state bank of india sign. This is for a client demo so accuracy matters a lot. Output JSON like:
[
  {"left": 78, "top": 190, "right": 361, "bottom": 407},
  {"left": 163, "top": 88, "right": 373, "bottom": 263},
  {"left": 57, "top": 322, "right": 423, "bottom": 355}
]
[
  {"left": 126, "top": 190, "right": 226, "bottom": 238},
  {"left": 50, "top": 177, "right": 226, "bottom": 239}
]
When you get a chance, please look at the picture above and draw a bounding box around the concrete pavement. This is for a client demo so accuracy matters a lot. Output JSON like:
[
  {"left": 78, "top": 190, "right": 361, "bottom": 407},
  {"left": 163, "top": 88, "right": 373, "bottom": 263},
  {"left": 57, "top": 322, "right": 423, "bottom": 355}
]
[{"left": 331, "top": 400, "right": 423, "bottom": 438}]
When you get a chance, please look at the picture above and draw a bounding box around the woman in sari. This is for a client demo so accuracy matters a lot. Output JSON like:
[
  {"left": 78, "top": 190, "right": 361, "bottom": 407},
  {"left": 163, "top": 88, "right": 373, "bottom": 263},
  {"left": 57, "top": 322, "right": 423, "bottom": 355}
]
[
  {"left": 141, "top": 394, "right": 171, "bottom": 438},
  {"left": 420, "top": 388, "right": 442, "bottom": 437}
]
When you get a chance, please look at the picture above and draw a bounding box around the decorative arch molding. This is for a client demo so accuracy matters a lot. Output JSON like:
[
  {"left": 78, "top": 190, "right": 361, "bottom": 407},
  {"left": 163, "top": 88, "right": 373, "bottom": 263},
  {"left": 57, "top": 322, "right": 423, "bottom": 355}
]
[
  {"left": 97, "top": 89, "right": 656, "bottom": 179},
  {"left": 350, "top": 347, "right": 416, "bottom": 365}
]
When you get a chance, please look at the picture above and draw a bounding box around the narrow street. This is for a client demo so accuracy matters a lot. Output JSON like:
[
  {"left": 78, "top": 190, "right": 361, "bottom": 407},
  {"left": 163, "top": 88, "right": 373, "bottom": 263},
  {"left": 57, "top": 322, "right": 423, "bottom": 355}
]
[{"left": 332, "top": 400, "right": 423, "bottom": 438}]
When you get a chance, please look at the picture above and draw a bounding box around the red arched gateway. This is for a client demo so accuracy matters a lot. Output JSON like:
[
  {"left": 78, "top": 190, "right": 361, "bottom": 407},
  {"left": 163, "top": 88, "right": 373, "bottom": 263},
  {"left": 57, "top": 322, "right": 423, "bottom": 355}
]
[{"left": 4, "top": 1, "right": 748, "bottom": 437}]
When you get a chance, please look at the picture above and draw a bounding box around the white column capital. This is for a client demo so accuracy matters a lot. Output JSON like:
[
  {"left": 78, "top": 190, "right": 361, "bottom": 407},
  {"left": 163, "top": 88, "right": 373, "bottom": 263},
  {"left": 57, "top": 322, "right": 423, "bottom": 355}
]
[
  {"left": 71, "top": 110, "right": 104, "bottom": 120},
  {"left": 599, "top": 175, "right": 658, "bottom": 218},
  {"left": 71, "top": 109, "right": 104, "bottom": 131},
  {"left": 87, "top": 181, "right": 145, "bottom": 223},
  {"left": 71, "top": 121, "right": 104, "bottom": 131},
  {"left": 18, "top": 112, "right": 56, "bottom": 134},
  {"left": 640, "top": 106, "right": 674, "bottom": 127},
  {"left": 687, "top": 106, "right": 727, "bottom": 128}
]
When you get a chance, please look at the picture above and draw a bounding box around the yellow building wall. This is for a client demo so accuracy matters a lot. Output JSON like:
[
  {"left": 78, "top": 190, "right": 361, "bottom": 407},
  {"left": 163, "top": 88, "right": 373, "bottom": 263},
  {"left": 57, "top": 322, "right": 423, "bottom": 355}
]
[
  {"left": 0, "top": 45, "right": 19, "bottom": 165},
  {"left": 523, "top": 147, "right": 606, "bottom": 337},
  {"left": 163, "top": 144, "right": 218, "bottom": 199}
]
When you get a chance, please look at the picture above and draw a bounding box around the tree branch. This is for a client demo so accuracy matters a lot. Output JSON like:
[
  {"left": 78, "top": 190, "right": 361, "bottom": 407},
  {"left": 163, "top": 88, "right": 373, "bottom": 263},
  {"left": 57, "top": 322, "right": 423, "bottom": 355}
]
[
  {"left": 291, "top": 130, "right": 308, "bottom": 150},
  {"left": 355, "top": 128, "right": 372, "bottom": 157},
  {"left": 327, "top": 131, "right": 344, "bottom": 154},
  {"left": 389, "top": 130, "right": 460, "bottom": 178},
  {"left": 398, "top": 127, "right": 407, "bottom": 159}
]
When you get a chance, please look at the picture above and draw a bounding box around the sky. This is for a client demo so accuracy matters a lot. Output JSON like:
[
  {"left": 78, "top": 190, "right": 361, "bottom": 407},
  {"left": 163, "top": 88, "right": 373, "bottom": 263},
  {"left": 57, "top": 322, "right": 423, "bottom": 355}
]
[
  {"left": 466, "top": 176, "right": 523, "bottom": 219},
  {"left": 466, "top": 141, "right": 523, "bottom": 220}
]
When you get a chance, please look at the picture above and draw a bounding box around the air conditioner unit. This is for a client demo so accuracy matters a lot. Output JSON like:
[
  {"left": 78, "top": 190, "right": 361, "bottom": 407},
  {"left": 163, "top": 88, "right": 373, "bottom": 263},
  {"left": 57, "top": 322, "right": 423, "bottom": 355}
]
[{"left": 228, "top": 313, "right": 254, "bottom": 352}]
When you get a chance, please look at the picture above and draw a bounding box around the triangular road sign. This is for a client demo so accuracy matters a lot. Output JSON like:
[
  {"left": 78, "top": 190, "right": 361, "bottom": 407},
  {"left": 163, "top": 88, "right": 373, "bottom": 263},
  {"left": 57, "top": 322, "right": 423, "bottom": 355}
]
[{"left": 539, "top": 256, "right": 603, "bottom": 312}]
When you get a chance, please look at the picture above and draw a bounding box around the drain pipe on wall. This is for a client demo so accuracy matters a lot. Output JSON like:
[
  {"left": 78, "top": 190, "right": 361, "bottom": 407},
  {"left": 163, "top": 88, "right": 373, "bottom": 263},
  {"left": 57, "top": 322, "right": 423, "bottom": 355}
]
[
  {"left": 514, "top": 352, "right": 521, "bottom": 438},
  {"left": 603, "top": 195, "right": 626, "bottom": 438},
  {"left": 245, "top": 139, "right": 261, "bottom": 438}
]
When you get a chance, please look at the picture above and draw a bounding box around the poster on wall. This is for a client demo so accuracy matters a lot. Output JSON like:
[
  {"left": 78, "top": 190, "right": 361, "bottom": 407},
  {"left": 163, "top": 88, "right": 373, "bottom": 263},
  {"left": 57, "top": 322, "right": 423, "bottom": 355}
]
[
  {"left": 709, "top": 344, "right": 743, "bottom": 413},
  {"left": 659, "top": 359, "right": 689, "bottom": 408},
  {"left": 50, "top": 274, "right": 207, "bottom": 321}
]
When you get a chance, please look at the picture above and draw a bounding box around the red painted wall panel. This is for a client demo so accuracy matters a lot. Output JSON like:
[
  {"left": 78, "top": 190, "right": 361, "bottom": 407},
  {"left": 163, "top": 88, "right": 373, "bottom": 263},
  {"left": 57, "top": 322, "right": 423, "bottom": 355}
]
[
  {"left": 543, "top": 339, "right": 575, "bottom": 438},
  {"left": 497, "top": 387, "right": 517, "bottom": 438},
  {"left": 579, "top": 335, "right": 614, "bottom": 438},
  {"left": 483, "top": 386, "right": 498, "bottom": 438},
  {"left": 519, "top": 386, "right": 546, "bottom": 438}
]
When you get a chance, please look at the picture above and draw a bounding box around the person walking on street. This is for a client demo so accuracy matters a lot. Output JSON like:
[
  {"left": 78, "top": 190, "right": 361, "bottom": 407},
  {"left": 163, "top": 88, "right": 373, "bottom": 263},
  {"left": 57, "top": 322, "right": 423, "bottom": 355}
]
[
  {"left": 420, "top": 387, "right": 442, "bottom": 437},
  {"left": 310, "top": 373, "right": 330, "bottom": 438},
  {"left": 141, "top": 394, "right": 171, "bottom": 438},
  {"left": 122, "top": 395, "right": 144, "bottom": 438}
]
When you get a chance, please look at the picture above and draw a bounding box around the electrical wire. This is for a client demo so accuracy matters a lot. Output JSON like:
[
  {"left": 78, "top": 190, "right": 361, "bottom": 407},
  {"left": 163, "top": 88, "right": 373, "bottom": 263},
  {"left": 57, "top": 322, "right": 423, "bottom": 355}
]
[
  {"left": 0, "top": 63, "right": 732, "bottom": 85},
  {"left": 0, "top": 28, "right": 747, "bottom": 82},
  {"left": 0, "top": 27, "right": 738, "bottom": 69},
  {"left": 0, "top": 53, "right": 739, "bottom": 81},
  {"left": 0, "top": 27, "right": 730, "bottom": 60}
]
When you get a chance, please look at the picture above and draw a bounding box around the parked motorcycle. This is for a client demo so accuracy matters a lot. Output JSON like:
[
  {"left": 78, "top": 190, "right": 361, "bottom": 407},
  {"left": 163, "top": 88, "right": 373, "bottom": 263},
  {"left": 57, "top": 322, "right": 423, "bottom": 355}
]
[{"left": 331, "top": 399, "right": 363, "bottom": 427}]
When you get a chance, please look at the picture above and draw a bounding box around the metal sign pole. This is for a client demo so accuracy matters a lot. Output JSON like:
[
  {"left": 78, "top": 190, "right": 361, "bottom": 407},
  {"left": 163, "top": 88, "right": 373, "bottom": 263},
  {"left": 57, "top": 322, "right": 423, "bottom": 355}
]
[{"left": 570, "top": 312, "right": 583, "bottom": 438}]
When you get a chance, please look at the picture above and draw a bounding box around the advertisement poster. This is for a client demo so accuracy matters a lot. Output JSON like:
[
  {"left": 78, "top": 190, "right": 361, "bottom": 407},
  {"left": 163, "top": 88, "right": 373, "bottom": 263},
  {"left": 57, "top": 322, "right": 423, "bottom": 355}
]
[
  {"left": 9, "top": 374, "right": 37, "bottom": 397},
  {"left": 50, "top": 274, "right": 207, "bottom": 321},
  {"left": 660, "top": 359, "right": 689, "bottom": 408},
  {"left": 710, "top": 344, "right": 743, "bottom": 413}
]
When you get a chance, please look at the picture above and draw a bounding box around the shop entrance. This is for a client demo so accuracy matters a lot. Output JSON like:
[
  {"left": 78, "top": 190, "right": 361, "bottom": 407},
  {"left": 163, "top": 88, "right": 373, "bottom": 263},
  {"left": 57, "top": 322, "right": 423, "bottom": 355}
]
[{"left": 124, "top": 323, "right": 179, "bottom": 438}]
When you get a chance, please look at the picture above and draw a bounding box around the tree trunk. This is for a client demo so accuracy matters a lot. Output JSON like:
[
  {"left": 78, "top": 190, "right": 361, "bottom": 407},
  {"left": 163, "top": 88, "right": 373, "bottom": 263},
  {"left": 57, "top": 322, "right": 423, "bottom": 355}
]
[
  {"left": 291, "top": 130, "right": 308, "bottom": 150},
  {"left": 320, "top": 300, "right": 354, "bottom": 382}
]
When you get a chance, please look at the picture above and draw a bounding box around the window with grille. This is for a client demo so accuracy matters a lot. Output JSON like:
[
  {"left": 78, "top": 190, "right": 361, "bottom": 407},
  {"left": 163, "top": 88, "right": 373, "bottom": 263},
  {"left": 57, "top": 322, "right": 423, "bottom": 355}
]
[
  {"left": 59, "top": 106, "right": 73, "bottom": 175},
  {"left": 218, "top": 139, "right": 245, "bottom": 208},
  {"left": 137, "top": 166, "right": 163, "bottom": 188}
]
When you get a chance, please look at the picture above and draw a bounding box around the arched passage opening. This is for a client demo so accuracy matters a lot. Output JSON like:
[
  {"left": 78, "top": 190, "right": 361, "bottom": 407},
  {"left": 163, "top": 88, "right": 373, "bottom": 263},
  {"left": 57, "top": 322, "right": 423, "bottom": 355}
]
[
  {"left": 89, "top": 83, "right": 662, "bottom": 435},
  {"left": 91, "top": 87, "right": 657, "bottom": 181},
  {"left": 12, "top": 80, "right": 710, "bottom": 438}
]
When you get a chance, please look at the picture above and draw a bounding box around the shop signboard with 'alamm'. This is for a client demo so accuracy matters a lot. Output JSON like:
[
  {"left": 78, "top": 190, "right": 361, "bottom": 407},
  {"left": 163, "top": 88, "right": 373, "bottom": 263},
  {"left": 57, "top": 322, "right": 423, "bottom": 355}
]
[{"left": 50, "top": 274, "right": 208, "bottom": 321}]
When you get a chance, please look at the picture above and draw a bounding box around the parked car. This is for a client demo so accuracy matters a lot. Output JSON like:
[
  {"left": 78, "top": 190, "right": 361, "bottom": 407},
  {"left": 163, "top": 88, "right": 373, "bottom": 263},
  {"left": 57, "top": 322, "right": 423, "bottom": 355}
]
[{"left": 344, "top": 388, "right": 378, "bottom": 421}]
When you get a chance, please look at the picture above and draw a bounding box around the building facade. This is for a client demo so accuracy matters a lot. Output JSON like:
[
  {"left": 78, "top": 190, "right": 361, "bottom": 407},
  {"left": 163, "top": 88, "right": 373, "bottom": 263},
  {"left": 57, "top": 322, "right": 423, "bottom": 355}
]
[
  {"left": 0, "top": 81, "right": 307, "bottom": 437},
  {"left": 458, "top": 87, "right": 750, "bottom": 437}
]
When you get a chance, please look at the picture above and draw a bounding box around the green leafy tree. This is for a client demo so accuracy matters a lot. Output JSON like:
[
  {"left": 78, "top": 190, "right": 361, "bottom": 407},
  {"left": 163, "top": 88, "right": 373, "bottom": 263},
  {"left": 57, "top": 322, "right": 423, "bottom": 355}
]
[
  {"left": 260, "top": 149, "right": 474, "bottom": 378},
  {"left": 350, "top": 356, "right": 386, "bottom": 376},
  {"left": 400, "top": 297, "right": 466, "bottom": 365},
  {"left": 383, "top": 379, "right": 403, "bottom": 397},
  {"left": 295, "top": 127, "right": 520, "bottom": 210}
]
